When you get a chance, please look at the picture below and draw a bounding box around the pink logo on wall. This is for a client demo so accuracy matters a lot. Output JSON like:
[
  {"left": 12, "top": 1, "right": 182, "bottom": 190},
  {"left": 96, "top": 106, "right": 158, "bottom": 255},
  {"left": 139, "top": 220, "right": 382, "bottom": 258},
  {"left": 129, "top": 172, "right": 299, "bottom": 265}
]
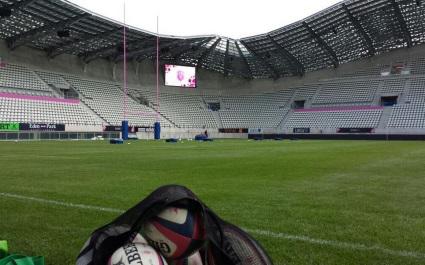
[
  {"left": 165, "top": 64, "right": 196, "bottom": 88},
  {"left": 177, "top": 70, "right": 185, "bottom": 81}
]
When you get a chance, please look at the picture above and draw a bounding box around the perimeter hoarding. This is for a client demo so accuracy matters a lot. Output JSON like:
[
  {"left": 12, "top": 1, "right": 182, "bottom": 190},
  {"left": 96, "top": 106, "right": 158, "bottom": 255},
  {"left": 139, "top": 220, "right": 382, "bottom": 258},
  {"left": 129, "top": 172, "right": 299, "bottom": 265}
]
[
  {"left": 0, "top": 123, "right": 19, "bottom": 131},
  {"left": 19, "top": 123, "right": 65, "bottom": 131}
]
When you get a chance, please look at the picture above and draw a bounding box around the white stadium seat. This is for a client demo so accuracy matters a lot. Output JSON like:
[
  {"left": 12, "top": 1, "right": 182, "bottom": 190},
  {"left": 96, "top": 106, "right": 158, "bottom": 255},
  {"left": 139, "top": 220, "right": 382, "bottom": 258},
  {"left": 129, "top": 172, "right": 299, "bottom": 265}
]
[{"left": 1, "top": 59, "right": 425, "bottom": 130}]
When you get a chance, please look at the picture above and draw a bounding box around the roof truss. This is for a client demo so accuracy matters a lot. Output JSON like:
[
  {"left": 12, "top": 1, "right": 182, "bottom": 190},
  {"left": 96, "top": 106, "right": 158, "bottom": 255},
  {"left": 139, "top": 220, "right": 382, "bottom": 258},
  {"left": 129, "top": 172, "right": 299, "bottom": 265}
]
[
  {"left": 235, "top": 41, "right": 253, "bottom": 79},
  {"left": 47, "top": 27, "right": 121, "bottom": 58},
  {"left": 342, "top": 3, "right": 375, "bottom": 56},
  {"left": 0, "top": 0, "right": 424, "bottom": 79},
  {"left": 196, "top": 38, "right": 221, "bottom": 68},
  {"left": 0, "top": 0, "right": 37, "bottom": 25},
  {"left": 6, "top": 13, "right": 89, "bottom": 50},
  {"left": 173, "top": 37, "right": 214, "bottom": 60},
  {"left": 116, "top": 39, "right": 186, "bottom": 62},
  {"left": 223, "top": 39, "right": 231, "bottom": 76},
  {"left": 240, "top": 40, "right": 280, "bottom": 79},
  {"left": 389, "top": 0, "right": 413, "bottom": 48},
  {"left": 303, "top": 22, "right": 339, "bottom": 68},
  {"left": 267, "top": 35, "right": 305, "bottom": 76}
]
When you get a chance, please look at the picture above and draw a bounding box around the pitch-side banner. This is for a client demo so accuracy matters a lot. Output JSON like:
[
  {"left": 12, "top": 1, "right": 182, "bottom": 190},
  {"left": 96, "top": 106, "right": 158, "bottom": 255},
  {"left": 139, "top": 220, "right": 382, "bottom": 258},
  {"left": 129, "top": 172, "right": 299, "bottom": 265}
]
[
  {"left": 19, "top": 123, "right": 65, "bottom": 131},
  {"left": 103, "top": 126, "right": 153, "bottom": 132},
  {"left": 337, "top": 128, "right": 373, "bottom": 133},
  {"left": 293, "top": 128, "right": 310, "bottom": 134},
  {"left": 0, "top": 123, "right": 19, "bottom": 131}
]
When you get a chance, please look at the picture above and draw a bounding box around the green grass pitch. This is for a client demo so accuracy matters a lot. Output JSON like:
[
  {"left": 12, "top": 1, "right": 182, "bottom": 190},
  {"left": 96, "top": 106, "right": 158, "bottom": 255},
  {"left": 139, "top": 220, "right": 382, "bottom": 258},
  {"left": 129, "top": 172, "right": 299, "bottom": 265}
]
[{"left": 0, "top": 139, "right": 424, "bottom": 265}]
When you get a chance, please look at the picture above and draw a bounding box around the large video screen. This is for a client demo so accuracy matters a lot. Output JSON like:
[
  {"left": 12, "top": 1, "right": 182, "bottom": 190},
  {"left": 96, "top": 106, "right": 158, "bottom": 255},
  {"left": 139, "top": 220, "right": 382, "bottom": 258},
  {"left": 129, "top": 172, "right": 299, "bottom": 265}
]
[{"left": 165, "top": 64, "right": 196, "bottom": 88}]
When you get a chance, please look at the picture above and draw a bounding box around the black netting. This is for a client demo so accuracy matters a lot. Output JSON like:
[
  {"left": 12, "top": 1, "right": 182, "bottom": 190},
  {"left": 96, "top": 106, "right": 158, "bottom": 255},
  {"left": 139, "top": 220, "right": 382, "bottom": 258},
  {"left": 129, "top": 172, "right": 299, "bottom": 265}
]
[
  {"left": 222, "top": 224, "right": 273, "bottom": 265},
  {"left": 77, "top": 185, "right": 273, "bottom": 265}
]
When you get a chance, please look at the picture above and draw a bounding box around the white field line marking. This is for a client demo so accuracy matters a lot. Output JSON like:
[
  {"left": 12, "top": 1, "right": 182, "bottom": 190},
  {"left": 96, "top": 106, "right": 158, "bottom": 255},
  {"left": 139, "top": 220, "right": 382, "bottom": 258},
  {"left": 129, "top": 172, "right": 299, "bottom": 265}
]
[
  {"left": 0, "top": 192, "right": 122, "bottom": 213},
  {"left": 245, "top": 229, "right": 425, "bottom": 260},
  {"left": 1, "top": 192, "right": 425, "bottom": 260}
]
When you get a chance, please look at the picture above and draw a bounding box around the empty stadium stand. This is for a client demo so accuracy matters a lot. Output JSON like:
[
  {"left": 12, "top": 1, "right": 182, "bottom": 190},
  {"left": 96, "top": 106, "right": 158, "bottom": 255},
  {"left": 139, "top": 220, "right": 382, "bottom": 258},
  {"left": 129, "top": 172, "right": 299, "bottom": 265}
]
[
  {"left": 312, "top": 80, "right": 379, "bottom": 106},
  {"left": 128, "top": 87, "right": 217, "bottom": 128},
  {"left": 219, "top": 91, "right": 293, "bottom": 128},
  {"left": 284, "top": 106, "right": 383, "bottom": 131},
  {"left": 387, "top": 77, "right": 425, "bottom": 129},
  {"left": 63, "top": 75, "right": 171, "bottom": 127},
  {"left": 0, "top": 92, "right": 99, "bottom": 125},
  {"left": 1, "top": 56, "right": 425, "bottom": 134},
  {"left": 0, "top": 64, "right": 51, "bottom": 94},
  {"left": 388, "top": 102, "right": 425, "bottom": 128}
]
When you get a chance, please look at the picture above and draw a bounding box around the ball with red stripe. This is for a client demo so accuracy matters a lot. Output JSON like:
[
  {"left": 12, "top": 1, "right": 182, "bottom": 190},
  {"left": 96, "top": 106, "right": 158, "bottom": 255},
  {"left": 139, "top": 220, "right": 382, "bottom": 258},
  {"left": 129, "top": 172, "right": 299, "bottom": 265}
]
[{"left": 142, "top": 206, "right": 205, "bottom": 260}]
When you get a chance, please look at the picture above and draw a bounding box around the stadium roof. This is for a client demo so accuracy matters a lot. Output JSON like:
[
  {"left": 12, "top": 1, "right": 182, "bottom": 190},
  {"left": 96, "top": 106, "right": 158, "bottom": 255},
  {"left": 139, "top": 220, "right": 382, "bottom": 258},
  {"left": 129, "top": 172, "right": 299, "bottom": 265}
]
[{"left": 0, "top": 0, "right": 424, "bottom": 79}]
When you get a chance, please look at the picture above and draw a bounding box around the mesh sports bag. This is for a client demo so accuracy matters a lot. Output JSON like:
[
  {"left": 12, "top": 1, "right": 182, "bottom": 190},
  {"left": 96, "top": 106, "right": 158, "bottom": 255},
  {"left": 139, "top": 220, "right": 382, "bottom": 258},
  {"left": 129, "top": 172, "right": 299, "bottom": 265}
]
[{"left": 76, "top": 185, "right": 273, "bottom": 265}]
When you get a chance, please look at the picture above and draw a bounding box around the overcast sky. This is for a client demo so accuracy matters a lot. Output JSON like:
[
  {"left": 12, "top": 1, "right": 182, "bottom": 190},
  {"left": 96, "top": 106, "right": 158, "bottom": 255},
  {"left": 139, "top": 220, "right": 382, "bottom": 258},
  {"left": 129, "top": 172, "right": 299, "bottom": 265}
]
[{"left": 67, "top": 0, "right": 342, "bottom": 39}]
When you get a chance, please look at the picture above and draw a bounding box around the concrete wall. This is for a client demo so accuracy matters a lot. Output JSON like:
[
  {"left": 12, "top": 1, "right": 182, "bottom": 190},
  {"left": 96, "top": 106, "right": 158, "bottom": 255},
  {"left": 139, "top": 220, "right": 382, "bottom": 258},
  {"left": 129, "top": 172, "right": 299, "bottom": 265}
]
[
  {"left": 136, "top": 128, "right": 247, "bottom": 140},
  {"left": 65, "top": 124, "right": 104, "bottom": 132},
  {"left": 21, "top": 122, "right": 425, "bottom": 136}
]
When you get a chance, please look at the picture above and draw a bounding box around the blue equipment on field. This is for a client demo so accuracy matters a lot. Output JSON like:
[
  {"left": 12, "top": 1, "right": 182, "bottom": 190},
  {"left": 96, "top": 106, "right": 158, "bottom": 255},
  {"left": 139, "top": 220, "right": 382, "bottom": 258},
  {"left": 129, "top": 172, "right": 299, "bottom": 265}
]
[
  {"left": 154, "top": 122, "right": 161, "bottom": 140},
  {"left": 195, "top": 134, "right": 213, "bottom": 142},
  {"left": 121, "top": 120, "right": 128, "bottom": 140},
  {"left": 110, "top": 138, "right": 124, "bottom": 144}
]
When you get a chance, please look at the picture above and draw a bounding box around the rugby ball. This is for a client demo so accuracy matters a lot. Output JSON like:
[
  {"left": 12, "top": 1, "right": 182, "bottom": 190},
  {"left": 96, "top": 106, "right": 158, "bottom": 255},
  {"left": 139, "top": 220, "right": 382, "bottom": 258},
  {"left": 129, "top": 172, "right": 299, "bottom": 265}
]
[
  {"left": 173, "top": 251, "right": 203, "bottom": 265},
  {"left": 108, "top": 243, "right": 167, "bottom": 265},
  {"left": 131, "top": 233, "right": 148, "bottom": 244},
  {"left": 142, "top": 206, "right": 205, "bottom": 259}
]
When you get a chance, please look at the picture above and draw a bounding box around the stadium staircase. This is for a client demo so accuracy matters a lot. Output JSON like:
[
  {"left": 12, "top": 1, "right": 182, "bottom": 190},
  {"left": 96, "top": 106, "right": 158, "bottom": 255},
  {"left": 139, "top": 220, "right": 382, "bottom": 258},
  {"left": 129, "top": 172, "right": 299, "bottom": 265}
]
[
  {"left": 151, "top": 109, "right": 179, "bottom": 128},
  {"left": 277, "top": 90, "right": 297, "bottom": 128},
  {"left": 64, "top": 84, "right": 109, "bottom": 126},
  {"left": 201, "top": 97, "right": 223, "bottom": 128},
  {"left": 372, "top": 80, "right": 385, "bottom": 105},
  {"left": 77, "top": 97, "right": 109, "bottom": 126},
  {"left": 377, "top": 107, "right": 393, "bottom": 129},
  {"left": 277, "top": 109, "right": 293, "bottom": 129},
  {"left": 399, "top": 79, "right": 412, "bottom": 103},
  {"left": 49, "top": 85, "right": 65, "bottom": 98},
  {"left": 33, "top": 71, "right": 63, "bottom": 98},
  {"left": 309, "top": 85, "right": 322, "bottom": 107},
  {"left": 35, "top": 72, "right": 107, "bottom": 126},
  {"left": 119, "top": 85, "right": 177, "bottom": 127},
  {"left": 210, "top": 109, "right": 223, "bottom": 128}
]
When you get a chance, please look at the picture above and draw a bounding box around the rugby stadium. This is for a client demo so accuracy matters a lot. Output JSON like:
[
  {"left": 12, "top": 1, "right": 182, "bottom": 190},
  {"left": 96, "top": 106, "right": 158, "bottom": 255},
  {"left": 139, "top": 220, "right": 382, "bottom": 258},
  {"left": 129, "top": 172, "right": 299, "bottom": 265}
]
[{"left": 0, "top": 0, "right": 425, "bottom": 264}]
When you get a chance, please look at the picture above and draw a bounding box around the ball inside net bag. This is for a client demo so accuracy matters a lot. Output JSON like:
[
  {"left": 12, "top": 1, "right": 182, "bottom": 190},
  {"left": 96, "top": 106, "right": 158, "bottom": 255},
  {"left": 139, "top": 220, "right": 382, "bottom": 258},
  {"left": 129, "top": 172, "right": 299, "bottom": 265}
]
[
  {"left": 108, "top": 242, "right": 167, "bottom": 265},
  {"left": 172, "top": 251, "right": 203, "bottom": 265},
  {"left": 142, "top": 205, "right": 206, "bottom": 259}
]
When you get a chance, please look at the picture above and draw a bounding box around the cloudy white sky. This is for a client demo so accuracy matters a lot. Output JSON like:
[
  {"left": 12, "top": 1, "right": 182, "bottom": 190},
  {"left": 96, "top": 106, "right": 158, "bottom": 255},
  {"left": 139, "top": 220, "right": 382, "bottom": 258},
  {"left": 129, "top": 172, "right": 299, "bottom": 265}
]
[{"left": 67, "top": 0, "right": 342, "bottom": 39}]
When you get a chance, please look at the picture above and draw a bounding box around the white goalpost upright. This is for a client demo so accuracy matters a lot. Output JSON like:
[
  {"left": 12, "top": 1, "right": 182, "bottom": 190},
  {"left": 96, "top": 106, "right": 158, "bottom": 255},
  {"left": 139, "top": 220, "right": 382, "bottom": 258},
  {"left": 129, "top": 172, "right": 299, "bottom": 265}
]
[
  {"left": 154, "top": 15, "right": 161, "bottom": 140},
  {"left": 121, "top": 1, "right": 129, "bottom": 140}
]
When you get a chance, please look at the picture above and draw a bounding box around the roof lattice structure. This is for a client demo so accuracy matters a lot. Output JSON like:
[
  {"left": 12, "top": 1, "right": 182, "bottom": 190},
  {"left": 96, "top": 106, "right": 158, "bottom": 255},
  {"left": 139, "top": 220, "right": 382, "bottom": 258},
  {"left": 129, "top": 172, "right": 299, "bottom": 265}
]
[{"left": 0, "top": 0, "right": 424, "bottom": 79}]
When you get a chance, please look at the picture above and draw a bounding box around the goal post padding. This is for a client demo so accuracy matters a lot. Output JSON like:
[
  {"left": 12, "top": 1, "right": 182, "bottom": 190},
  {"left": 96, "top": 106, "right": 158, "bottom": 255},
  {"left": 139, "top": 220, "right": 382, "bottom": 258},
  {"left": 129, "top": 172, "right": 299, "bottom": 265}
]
[
  {"left": 154, "top": 122, "right": 160, "bottom": 140},
  {"left": 121, "top": 120, "right": 128, "bottom": 140}
]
